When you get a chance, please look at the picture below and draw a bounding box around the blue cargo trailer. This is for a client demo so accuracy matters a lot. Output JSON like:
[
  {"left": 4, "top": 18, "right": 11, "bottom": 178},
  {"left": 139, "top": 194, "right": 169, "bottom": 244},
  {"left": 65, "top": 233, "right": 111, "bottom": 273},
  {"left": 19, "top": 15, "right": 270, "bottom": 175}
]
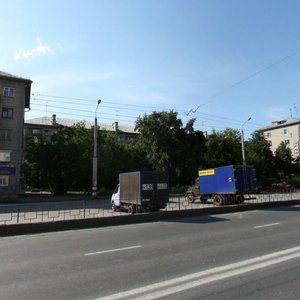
[{"left": 186, "top": 165, "right": 257, "bottom": 205}]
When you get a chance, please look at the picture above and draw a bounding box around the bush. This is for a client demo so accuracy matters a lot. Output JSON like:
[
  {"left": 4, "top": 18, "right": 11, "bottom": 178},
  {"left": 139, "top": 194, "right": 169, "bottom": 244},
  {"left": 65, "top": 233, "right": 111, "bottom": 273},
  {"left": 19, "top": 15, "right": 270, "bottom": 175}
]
[
  {"left": 287, "top": 177, "right": 300, "bottom": 188},
  {"left": 261, "top": 177, "right": 278, "bottom": 187},
  {"left": 170, "top": 185, "right": 189, "bottom": 194}
]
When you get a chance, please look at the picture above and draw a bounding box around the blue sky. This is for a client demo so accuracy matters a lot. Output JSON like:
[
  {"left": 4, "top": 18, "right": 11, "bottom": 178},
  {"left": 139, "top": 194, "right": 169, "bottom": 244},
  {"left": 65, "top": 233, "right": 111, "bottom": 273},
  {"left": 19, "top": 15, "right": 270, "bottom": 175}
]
[{"left": 2, "top": 0, "right": 300, "bottom": 137}]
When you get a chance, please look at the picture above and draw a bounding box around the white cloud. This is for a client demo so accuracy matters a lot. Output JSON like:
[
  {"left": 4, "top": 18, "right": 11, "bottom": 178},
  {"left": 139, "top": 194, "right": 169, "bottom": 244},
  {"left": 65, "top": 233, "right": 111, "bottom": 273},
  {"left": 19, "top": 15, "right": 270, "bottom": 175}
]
[{"left": 14, "top": 38, "right": 55, "bottom": 62}]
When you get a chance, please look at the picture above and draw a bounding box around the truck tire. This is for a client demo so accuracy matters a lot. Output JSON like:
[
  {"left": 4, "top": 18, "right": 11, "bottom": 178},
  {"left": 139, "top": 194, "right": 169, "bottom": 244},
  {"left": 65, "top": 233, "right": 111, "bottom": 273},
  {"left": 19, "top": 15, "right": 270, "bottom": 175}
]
[
  {"left": 112, "top": 201, "right": 117, "bottom": 212},
  {"left": 236, "top": 194, "right": 244, "bottom": 204},
  {"left": 213, "top": 195, "right": 224, "bottom": 206},
  {"left": 200, "top": 196, "right": 207, "bottom": 203},
  {"left": 186, "top": 193, "right": 195, "bottom": 203},
  {"left": 128, "top": 205, "right": 136, "bottom": 215}
]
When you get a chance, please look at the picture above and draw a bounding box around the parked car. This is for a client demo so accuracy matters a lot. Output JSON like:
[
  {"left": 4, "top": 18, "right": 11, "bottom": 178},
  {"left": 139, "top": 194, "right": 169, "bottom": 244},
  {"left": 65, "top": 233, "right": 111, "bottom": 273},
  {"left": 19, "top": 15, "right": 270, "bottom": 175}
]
[{"left": 265, "top": 182, "right": 295, "bottom": 193}]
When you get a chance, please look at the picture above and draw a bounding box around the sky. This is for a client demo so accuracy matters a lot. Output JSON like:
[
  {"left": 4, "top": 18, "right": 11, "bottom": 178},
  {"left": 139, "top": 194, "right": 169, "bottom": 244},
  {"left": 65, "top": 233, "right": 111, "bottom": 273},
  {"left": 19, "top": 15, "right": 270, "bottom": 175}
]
[{"left": 2, "top": 0, "right": 300, "bottom": 138}]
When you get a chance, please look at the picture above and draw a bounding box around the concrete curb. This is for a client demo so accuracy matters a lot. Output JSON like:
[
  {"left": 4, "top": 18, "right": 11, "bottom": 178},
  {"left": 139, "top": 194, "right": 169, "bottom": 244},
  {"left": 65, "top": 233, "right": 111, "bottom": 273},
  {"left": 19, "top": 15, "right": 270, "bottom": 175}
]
[{"left": 0, "top": 200, "right": 299, "bottom": 237}]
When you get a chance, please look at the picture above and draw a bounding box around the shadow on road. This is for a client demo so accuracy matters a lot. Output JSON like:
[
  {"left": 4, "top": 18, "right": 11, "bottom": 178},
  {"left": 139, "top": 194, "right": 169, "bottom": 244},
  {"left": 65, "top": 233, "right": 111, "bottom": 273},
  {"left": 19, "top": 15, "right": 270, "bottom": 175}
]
[
  {"left": 261, "top": 205, "right": 300, "bottom": 212},
  {"left": 164, "top": 215, "right": 229, "bottom": 224}
]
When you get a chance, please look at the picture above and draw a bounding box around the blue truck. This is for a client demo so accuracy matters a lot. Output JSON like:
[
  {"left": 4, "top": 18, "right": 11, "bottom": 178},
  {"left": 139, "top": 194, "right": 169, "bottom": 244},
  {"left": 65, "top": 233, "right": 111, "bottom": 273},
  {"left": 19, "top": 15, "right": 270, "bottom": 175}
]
[{"left": 185, "top": 165, "right": 257, "bottom": 205}]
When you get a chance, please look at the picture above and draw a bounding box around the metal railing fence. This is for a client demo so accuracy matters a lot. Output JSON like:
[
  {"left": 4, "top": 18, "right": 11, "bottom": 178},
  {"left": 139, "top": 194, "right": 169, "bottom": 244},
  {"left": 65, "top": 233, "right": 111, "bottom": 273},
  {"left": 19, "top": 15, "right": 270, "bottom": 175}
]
[{"left": 0, "top": 191, "right": 299, "bottom": 225}]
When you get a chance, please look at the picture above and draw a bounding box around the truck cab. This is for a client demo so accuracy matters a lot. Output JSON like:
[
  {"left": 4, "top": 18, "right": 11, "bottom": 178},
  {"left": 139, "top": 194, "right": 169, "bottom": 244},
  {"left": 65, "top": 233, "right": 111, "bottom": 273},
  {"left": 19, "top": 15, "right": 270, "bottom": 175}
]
[
  {"left": 185, "top": 178, "right": 203, "bottom": 203},
  {"left": 111, "top": 184, "right": 120, "bottom": 211}
]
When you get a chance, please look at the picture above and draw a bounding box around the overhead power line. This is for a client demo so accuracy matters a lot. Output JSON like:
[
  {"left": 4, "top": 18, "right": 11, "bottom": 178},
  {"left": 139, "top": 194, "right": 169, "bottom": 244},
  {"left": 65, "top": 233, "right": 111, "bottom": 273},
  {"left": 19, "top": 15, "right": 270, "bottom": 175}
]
[
  {"left": 31, "top": 101, "right": 254, "bottom": 128},
  {"left": 31, "top": 94, "right": 262, "bottom": 130},
  {"left": 184, "top": 49, "right": 300, "bottom": 114}
]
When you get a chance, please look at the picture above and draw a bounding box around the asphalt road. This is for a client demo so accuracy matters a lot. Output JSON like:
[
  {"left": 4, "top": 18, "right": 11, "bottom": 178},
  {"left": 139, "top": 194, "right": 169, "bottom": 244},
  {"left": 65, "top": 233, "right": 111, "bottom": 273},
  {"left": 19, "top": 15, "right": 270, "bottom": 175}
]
[{"left": 0, "top": 205, "right": 299, "bottom": 299}]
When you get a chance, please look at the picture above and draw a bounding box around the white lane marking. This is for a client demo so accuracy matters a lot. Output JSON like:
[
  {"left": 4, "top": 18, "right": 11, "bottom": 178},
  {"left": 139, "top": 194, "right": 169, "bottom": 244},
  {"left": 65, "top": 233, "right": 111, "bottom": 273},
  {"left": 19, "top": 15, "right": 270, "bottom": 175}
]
[
  {"left": 85, "top": 245, "right": 142, "bottom": 256},
  {"left": 254, "top": 222, "right": 280, "bottom": 229},
  {"left": 96, "top": 245, "right": 300, "bottom": 300}
]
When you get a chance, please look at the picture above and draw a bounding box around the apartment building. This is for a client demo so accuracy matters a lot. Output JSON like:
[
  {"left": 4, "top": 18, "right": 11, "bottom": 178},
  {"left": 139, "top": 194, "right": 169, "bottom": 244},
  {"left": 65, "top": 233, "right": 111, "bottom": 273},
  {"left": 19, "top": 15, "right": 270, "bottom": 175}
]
[
  {"left": 260, "top": 118, "right": 300, "bottom": 158},
  {"left": 0, "top": 71, "right": 32, "bottom": 199},
  {"left": 24, "top": 115, "right": 138, "bottom": 142}
]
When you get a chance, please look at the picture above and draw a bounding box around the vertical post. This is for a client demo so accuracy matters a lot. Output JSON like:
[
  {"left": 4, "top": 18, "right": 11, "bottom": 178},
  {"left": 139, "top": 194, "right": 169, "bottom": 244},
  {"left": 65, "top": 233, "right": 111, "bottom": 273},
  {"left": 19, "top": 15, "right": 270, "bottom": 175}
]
[
  {"left": 92, "top": 100, "right": 101, "bottom": 197},
  {"left": 241, "top": 117, "right": 251, "bottom": 167},
  {"left": 17, "top": 204, "right": 20, "bottom": 224},
  {"left": 83, "top": 200, "right": 86, "bottom": 219},
  {"left": 241, "top": 129, "right": 246, "bottom": 166}
]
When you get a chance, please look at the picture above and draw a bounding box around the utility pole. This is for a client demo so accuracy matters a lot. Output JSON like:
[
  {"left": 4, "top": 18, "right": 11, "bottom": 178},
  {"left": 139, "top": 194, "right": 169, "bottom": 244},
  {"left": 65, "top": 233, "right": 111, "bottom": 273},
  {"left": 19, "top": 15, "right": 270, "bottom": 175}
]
[
  {"left": 241, "top": 117, "right": 251, "bottom": 166},
  {"left": 92, "top": 99, "right": 101, "bottom": 196}
]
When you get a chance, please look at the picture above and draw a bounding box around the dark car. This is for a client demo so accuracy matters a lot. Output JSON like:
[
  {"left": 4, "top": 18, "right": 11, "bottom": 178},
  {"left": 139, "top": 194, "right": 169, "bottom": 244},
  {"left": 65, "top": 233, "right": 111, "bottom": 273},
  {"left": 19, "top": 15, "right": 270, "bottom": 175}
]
[{"left": 265, "top": 182, "right": 294, "bottom": 193}]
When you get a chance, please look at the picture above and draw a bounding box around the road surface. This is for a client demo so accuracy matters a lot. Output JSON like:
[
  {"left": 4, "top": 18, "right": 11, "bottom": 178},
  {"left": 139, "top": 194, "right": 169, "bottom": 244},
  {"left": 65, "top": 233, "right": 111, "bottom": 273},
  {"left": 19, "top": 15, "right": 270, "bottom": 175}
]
[{"left": 0, "top": 205, "right": 299, "bottom": 299}]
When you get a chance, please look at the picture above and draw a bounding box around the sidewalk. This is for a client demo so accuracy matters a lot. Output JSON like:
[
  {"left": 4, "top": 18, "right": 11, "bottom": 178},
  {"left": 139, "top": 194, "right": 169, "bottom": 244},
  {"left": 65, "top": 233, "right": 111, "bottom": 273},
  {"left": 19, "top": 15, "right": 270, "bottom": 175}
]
[{"left": 18, "top": 192, "right": 109, "bottom": 203}]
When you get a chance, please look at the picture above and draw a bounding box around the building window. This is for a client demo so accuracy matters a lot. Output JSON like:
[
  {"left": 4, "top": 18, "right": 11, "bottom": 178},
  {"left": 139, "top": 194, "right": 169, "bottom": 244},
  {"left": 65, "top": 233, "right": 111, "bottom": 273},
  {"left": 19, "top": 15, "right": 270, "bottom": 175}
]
[
  {"left": 32, "top": 128, "right": 41, "bottom": 135},
  {"left": 283, "top": 129, "right": 288, "bottom": 135},
  {"left": 2, "top": 108, "right": 13, "bottom": 119},
  {"left": 0, "top": 130, "right": 11, "bottom": 141},
  {"left": 44, "top": 130, "right": 52, "bottom": 136},
  {"left": 3, "top": 87, "right": 15, "bottom": 97},
  {"left": 284, "top": 140, "right": 290, "bottom": 146},
  {"left": 0, "top": 151, "right": 11, "bottom": 162},
  {"left": 0, "top": 175, "right": 9, "bottom": 186},
  {"left": 266, "top": 132, "right": 271, "bottom": 138}
]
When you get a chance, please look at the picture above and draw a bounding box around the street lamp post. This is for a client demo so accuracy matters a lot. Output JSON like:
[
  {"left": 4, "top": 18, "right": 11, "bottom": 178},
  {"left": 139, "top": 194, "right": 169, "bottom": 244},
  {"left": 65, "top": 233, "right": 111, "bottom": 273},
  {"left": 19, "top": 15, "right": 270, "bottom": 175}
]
[
  {"left": 241, "top": 117, "right": 251, "bottom": 166},
  {"left": 92, "top": 99, "right": 101, "bottom": 196}
]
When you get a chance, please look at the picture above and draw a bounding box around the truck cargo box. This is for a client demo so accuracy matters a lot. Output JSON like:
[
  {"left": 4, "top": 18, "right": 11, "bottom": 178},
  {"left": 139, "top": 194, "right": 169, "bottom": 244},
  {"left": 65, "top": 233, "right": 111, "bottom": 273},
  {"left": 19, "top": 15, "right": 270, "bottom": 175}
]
[
  {"left": 119, "top": 171, "right": 169, "bottom": 206},
  {"left": 198, "top": 165, "right": 257, "bottom": 194}
]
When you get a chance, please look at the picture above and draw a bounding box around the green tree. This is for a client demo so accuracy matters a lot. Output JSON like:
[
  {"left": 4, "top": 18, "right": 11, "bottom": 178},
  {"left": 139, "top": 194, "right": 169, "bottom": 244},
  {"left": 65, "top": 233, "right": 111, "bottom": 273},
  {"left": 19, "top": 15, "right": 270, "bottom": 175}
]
[
  {"left": 274, "top": 141, "right": 294, "bottom": 177},
  {"left": 24, "top": 123, "right": 151, "bottom": 193},
  {"left": 97, "top": 131, "right": 149, "bottom": 189},
  {"left": 204, "top": 128, "right": 242, "bottom": 167},
  {"left": 24, "top": 123, "right": 93, "bottom": 194},
  {"left": 245, "top": 131, "right": 275, "bottom": 181},
  {"left": 135, "top": 111, "right": 206, "bottom": 185},
  {"left": 23, "top": 136, "right": 49, "bottom": 190}
]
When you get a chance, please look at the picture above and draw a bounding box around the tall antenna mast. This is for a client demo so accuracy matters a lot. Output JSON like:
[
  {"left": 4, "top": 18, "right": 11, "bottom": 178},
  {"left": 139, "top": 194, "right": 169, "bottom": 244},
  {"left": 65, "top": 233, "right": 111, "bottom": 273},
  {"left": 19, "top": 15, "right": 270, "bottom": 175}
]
[{"left": 294, "top": 104, "right": 299, "bottom": 118}]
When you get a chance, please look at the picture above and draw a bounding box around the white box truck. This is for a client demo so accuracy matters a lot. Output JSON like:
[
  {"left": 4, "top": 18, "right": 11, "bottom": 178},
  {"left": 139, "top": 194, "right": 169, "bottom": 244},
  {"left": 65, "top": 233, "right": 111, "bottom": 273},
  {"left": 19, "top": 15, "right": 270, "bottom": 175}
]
[{"left": 111, "top": 171, "right": 169, "bottom": 214}]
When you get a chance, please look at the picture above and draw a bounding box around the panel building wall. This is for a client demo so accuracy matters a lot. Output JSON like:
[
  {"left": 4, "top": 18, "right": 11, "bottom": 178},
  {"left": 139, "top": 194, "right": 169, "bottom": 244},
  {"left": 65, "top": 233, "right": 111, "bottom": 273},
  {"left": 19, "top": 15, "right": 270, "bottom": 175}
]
[
  {"left": 0, "top": 72, "right": 32, "bottom": 200},
  {"left": 260, "top": 119, "right": 300, "bottom": 158}
]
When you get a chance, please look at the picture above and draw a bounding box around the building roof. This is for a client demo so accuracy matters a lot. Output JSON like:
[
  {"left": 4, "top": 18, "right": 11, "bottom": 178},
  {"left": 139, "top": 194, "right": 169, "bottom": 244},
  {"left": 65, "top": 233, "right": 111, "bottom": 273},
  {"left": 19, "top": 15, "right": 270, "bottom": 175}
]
[
  {"left": 260, "top": 118, "right": 300, "bottom": 131},
  {"left": 25, "top": 116, "right": 137, "bottom": 134},
  {"left": 0, "top": 71, "right": 32, "bottom": 83},
  {"left": 0, "top": 70, "right": 32, "bottom": 108}
]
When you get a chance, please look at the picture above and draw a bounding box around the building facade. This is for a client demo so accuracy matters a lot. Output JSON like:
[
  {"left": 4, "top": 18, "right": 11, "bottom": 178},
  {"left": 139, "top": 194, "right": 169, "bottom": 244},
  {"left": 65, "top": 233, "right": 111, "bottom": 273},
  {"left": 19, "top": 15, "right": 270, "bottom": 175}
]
[
  {"left": 24, "top": 115, "right": 138, "bottom": 143},
  {"left": 260, "top": 119, "right": 300, "bottom": 158},
  {"left": 0, "top": 71, "right": 32, "bottom": 199}
]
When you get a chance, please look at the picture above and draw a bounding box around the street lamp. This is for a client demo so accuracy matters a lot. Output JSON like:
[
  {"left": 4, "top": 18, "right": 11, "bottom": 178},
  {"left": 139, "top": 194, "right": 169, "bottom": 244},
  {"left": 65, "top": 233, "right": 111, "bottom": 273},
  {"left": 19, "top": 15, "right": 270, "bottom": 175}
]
[
  {"left": 241, "top": 117, "right": 251, "bottom": 166},
  {"left": 92, "top": 99, "right": 101, "bottom": 196}
]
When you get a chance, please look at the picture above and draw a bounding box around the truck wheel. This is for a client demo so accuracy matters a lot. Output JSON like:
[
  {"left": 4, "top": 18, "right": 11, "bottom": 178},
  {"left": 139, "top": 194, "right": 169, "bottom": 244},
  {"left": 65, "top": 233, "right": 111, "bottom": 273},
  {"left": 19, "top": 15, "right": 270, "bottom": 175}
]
[
  {"left": 213, "top": 195, "right": 224, "bottom": 206},
  {"left": 200, "top": 196, "right": 207, "bottom": 204},
  {"left": 236, "top": 194, "right": 244, "bottom": 204},
  {"left": 112, "top": 201, "right": 117, "bottom": 212},
  {"left": 186, "top": 193, "right": 195, "bottom": 203},
  {"left": 128, "top": 205, "right": 136, "bottom": 215}
]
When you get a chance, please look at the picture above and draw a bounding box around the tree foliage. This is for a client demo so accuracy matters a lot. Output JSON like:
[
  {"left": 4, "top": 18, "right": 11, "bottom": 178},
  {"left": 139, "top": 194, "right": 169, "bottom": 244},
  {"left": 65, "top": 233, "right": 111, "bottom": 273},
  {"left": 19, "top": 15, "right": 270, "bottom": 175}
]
[
  {"left": 245, "top": 131, "right": 275, "bottom": 181},
  {"left": 274, "top": 141, "right": 294, "bottom": 176},
  {"left": 23, "top": 113, "right": 299, "bottom": 193},
  {"left": 24, "top": 123, "right": 149, "bottom": 193},
  {"left": 204, "top": 128, "right": 242, "bottom": 167},
  {"left": 24, "top": 123, "right": 93, "bottom": 193},
  {"left": 135, "top": 111, "right": 206, "bottom": 185}
]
